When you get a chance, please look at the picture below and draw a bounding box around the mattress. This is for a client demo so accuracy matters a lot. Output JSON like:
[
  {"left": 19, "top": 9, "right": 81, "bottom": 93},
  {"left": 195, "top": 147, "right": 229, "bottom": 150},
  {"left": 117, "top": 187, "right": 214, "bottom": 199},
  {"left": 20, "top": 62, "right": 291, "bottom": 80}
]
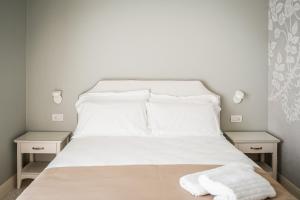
[
  {"left": 48, "top": 135, "right": 255, "bottom": 168},
  {"left": 17, "top": 135, "right": 296, "bottom": 200}
]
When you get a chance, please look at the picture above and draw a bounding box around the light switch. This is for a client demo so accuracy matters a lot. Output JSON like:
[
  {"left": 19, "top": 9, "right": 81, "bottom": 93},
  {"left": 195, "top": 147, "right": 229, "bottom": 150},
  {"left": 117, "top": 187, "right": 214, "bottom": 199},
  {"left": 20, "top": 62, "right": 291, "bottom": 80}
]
[
  {"left": 231, "top": 115, "right": 242, "bottom": 123},
  {"left": 52, "top": 114, "right": 64, "bottom": 121}
]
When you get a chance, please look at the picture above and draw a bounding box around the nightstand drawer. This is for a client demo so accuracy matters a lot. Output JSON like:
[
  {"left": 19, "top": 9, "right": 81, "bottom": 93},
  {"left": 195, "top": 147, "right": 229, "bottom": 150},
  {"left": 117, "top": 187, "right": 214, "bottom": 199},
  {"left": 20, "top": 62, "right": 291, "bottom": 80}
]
[
  {"left": 20, "top": 142, "right": 57, "bottom": 154},
  {"left": 237, "top": 143, "right": 273, "bottom": 153}
]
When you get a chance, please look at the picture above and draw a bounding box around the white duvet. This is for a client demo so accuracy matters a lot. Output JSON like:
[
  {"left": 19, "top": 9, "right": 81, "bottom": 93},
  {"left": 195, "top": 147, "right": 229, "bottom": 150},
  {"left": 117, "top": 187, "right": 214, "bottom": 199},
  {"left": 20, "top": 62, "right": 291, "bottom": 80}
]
[{"left": 48, "top": 135, "right": 255, "bottom": 168}]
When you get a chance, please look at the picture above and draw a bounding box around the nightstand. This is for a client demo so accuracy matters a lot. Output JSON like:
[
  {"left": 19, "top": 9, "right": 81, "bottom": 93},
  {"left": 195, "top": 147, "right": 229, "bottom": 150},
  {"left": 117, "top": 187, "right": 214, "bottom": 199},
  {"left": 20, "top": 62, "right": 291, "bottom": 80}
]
[
  {"left": 14, "top": 131, "right": 71, "bottom": 189},
  {"left": 224, "top": 131, "right": 280, "bottom": 179}
]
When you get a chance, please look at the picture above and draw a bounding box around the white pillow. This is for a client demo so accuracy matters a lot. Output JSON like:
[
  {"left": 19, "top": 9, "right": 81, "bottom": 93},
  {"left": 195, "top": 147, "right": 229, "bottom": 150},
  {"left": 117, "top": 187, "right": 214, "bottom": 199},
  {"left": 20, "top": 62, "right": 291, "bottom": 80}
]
[
  {"left": 146, "top": 101, "right": 221, "bottom": 137},
  {"left": 73, "top": 101, "right": 149, "bottom": 138},
  {"left": 149, "top": 93, "right": 220, "bottom": 105},
  {"left": 76, "top": 90, "right": 150, "bottom": 107}
]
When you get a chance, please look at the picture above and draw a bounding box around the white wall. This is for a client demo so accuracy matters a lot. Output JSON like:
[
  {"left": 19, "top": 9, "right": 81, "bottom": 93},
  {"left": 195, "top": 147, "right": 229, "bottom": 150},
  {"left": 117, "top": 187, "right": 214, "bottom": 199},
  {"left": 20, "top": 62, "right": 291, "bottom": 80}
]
[
  {"left": 26, "top": 0, "right": 268, "bottom": 132},
  {"left": 0, "top": 0, "right": 26, "bottom": 185}
]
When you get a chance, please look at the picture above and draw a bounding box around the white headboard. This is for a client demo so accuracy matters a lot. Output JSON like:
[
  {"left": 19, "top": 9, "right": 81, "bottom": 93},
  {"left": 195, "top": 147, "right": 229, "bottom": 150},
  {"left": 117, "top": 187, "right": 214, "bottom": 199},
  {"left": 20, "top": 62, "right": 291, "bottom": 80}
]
[{"left": 88, "top": 80, "right": 220, "bottom": 104}]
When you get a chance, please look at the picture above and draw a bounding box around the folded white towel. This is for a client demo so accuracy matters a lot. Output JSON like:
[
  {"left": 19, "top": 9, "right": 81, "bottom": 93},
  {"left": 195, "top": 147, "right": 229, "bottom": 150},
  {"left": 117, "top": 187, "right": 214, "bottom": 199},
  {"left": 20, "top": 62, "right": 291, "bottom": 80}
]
[
  {"left": 198, "top": 165, "right": 276, "bottom": 200},
  {"left": 179, "top": 163, "right": 254, "bottom": 196},
  {"left": 179, "top": 171, "right": 207, "bottom": 196}
]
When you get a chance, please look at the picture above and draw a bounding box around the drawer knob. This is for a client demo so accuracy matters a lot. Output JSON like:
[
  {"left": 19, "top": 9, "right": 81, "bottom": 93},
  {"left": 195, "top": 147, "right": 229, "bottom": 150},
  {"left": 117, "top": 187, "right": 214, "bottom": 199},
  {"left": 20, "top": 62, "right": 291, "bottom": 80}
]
[
  {"left": 32, "top": 147, "right": 44, "bottom": 150},
  {"left": 250, "top": 147, "right": 262, "bottom": 150}
]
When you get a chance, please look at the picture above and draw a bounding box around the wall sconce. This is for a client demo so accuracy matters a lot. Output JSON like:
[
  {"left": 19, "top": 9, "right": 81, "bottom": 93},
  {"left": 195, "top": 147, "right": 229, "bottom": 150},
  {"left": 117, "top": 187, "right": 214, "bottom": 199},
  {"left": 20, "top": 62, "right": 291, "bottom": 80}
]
[
  {"left": 233, "top": 90, "right": 245, "bottom": 104},
  {"left": 52, "top": 90, "right": 63, "bottom": 104}
]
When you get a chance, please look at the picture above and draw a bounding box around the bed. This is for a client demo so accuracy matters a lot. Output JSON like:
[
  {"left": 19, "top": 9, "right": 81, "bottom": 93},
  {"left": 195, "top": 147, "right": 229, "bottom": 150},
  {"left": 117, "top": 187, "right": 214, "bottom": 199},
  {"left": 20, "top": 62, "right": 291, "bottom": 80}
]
[{"left": 17, "top": 80, "right": 295, "bottom": 200}]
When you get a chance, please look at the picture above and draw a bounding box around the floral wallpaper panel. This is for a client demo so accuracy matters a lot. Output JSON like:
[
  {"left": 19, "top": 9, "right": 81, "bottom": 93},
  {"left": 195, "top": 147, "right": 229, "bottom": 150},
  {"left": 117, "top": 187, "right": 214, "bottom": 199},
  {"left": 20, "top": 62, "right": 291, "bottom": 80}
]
[{"left": 269, "top": 0, "right": 300, "bottom": 122}]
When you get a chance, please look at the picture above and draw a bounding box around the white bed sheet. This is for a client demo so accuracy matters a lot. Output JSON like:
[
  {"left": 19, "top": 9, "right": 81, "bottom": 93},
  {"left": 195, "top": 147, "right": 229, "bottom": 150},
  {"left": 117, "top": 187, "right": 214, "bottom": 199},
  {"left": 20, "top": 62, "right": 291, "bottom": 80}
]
[{"left": 48, "top": 135, "right": 255, "bottom": 168}]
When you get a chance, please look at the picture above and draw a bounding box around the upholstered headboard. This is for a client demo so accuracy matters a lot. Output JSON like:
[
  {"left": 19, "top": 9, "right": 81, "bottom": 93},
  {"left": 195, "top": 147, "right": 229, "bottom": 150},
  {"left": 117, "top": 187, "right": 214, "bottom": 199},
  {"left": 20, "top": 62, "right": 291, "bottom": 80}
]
[{"left": 87, "top": 80, "right": 220, "bottom": 103}]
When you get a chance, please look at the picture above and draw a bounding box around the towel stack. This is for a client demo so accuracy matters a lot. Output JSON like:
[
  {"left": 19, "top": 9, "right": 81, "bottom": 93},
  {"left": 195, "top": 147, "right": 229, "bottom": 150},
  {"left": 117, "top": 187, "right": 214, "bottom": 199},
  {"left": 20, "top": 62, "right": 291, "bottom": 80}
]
[{"left": 179, "top": 163, "right": 276, "bottom": 200}]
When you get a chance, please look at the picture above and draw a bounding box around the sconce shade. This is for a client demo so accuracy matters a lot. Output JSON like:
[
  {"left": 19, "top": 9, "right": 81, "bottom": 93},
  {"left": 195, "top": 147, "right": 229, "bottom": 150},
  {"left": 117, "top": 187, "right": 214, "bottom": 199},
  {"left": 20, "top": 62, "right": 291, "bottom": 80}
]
[
  {"left": 52, "top": 90, "right": 62, "bottom": 104},
  {"left": 233, "top": 90, "right": 245, "bottom": 104}
]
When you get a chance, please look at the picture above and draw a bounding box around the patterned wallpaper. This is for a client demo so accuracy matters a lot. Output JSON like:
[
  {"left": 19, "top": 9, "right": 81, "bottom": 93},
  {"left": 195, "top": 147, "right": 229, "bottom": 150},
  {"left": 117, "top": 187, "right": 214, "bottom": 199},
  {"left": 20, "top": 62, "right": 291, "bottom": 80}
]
[
  {"left": 268, "top": 0, "right": 300, "bottom": 188},
  {"left": 269, "top": 0, "right": 300, "bottom": 122}
]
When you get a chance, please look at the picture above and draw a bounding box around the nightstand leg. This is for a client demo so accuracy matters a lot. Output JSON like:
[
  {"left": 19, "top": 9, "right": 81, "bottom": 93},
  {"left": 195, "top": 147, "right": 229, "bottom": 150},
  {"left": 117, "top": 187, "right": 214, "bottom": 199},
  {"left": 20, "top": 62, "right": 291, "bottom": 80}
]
[
  {"left": 260, "top": 153, "right": 265, "bottom": 162},
  {"left": 29, "top": 153, "right": 34, "bottom": 162},
  {"left": 272, "top": 144, "right": 278, "bottom": 179},
  {"left": 17, "top": 144, "right": 22, "bottom": 189}
]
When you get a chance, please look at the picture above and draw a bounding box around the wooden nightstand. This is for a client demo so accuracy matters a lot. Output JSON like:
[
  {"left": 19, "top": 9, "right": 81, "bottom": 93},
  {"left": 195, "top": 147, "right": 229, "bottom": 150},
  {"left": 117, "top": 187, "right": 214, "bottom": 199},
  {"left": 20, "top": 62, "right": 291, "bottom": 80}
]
[
  {"left": 14, "top": 131, "right": 71, "bottom": 189},
  {"left": 224, "top": 131, "right": 280, "bottom": 179}
]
